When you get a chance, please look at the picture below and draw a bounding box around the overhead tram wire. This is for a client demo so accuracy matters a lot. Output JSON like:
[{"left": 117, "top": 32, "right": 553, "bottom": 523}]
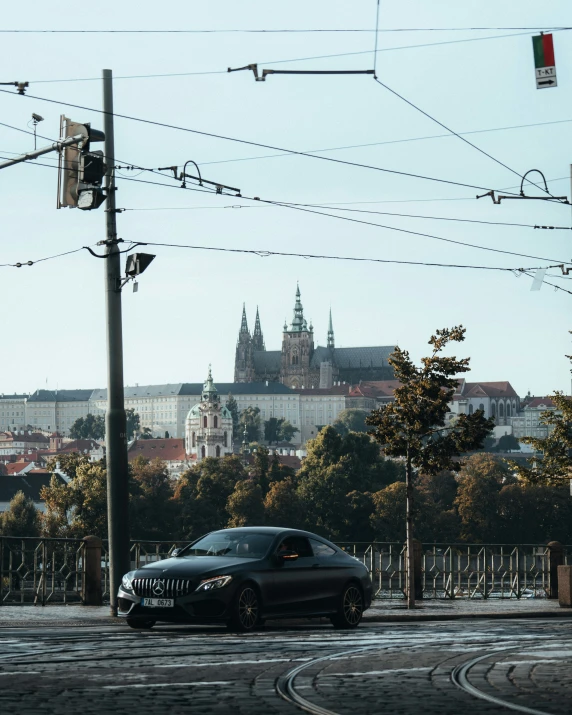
[
  {"left": 372, "top": 77, "right": 560, "bottom": 201},
  {"left": 0, "top": 88, "right": 535, "bottom": 198},
  {"left": 0, "top": 26, "right": 570, "bottom": 33},
  {"left": 28, "top": 31, "right": 568, "bottom": 85}
]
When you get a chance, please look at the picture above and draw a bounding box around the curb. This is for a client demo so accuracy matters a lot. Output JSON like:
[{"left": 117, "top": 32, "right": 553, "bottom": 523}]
[{"left": 363, "top": 609, "right": 572, "bottom": 623}]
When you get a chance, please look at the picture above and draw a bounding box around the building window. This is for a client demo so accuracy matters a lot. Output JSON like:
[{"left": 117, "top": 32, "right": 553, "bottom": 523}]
[
  {"left": 203, "top": 416, "right": 207, "bottom": 428},
  {"left": 192, "top": 432, "right": 196, "bottom": 448},
  {"left": 498, "top": 403, "right": 504, "bottom": 418},
  {"left": 479, "top": 403, "right": 485, "bottom": 413},
  {"left": 201, "top": 445, "right": 206, "bottom": 458},
  {"left": 291, "top": 351, "right": 299, "bottom": 365},
  {"left": 224, "top": 431, "right": 228, "bottom": 447},
  {"left": 214, "top": 416, "right": 218, "bottom": 428},
  {"left": 216, "top": 445, "right": 221, "bottom": 457},
  {"left": 506, "top": 403, "right": 511, "bottom": 417},
  {"left": 469, "top": 404, "right": 474, "bottom": 415},
  {"left": 491, "top": 403, "right": 496, "bottom": 417}
]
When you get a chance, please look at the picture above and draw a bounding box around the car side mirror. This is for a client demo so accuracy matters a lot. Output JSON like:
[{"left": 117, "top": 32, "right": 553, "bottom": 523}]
[
  {"left": 279, "top": 550, "right": 299, "bottom": 562},
  {"left": 172, "top": 548, "right": 182, "bottom": 557}
]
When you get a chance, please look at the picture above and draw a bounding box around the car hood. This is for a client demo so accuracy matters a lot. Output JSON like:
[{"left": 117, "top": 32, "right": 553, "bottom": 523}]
[{"left": 135, "top": 555, "right": 258, "bottom": 579}]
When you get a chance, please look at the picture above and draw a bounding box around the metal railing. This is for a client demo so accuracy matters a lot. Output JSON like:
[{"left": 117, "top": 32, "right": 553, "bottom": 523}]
[
  {"left": 1, "top": 537, "right": 570, "bottom": 604},
  {"left": 337, "top": 542, "right": 570, "bottom": 599},
  {"left": 0, "top": 537, "right": 85, "bottom": 605}
]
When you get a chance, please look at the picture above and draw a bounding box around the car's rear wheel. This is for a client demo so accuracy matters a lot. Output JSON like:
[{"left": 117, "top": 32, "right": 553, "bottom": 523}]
[
  {"left": 126, "top": 619, "right": 156, "bottom": 629},
  {"left": 331, "top": 583, "right": 363, "bottom": 629},
  {"left": 228, "top": 584, "right": 261, "bottom": 632}
]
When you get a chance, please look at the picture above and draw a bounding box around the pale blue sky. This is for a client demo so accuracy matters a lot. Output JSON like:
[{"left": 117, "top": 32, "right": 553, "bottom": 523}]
[{"left": 1, "top": 1, "right": 571, "bottom": 397}]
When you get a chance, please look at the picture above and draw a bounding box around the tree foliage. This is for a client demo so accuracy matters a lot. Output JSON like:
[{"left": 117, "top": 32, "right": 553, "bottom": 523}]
[
  {"left": 69, "top": 413, "right": 105, "bottom": 440},
  {"left": 126, "top": 409, "right": 140, "bottom": 440},
  {"left": 332, "top": 409, "right": 369, "bottom": 436},
  {"left": 239, "top": 406, "right": 262, "bottom": 443},
  {"left": 226, "top": 393, "right": 240, "bottom": 438},
  {"left": 1, "top": 491, "right": 40, "bottom": 537},
  {"left": 226, "top": 480, "right": 265, "bottom": 527},
  {"left": 508, "top": 391, "right": 572, "bottom": 484}
]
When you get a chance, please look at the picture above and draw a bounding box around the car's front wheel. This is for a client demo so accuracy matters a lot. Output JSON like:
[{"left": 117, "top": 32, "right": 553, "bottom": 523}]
[
  {"left": 331, "top": 583, "right": 363, "bottom": 629},
  {"left": 126, "top": 619, "right": 156, "bottom": 630},
  {"left": 228, "top": 584, "right": 261, "bottom": 632}
]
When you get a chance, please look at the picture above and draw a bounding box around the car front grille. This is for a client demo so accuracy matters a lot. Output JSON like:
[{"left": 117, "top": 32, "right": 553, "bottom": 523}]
[{"left": 132, "top": 578, "right": 194, "bottom": 599}]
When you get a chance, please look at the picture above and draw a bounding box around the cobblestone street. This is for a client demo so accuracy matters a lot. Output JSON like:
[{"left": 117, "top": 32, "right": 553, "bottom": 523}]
[{"left": 1, "top": 618, "right": 572, "bottom": 714}]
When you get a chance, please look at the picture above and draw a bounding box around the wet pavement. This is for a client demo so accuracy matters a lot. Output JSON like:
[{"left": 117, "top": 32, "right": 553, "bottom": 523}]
[{"left": 1, "top": 616, "right": 572, "bottom": 714}]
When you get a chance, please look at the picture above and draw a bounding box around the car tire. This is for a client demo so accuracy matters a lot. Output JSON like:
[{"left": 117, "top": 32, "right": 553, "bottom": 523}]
[
  {"left": 126, "top": 619, "right": 156, "bottom": 629},
  {"left": 330, "top": 583, "right": 363, "bottom": 629},
  {"left": 228, "top": 584, "right": 261, "bottom": 632}
]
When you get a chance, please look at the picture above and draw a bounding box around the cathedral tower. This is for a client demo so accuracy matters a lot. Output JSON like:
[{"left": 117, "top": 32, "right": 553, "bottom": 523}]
[
  {"left": 280, "top": 284, "right": 315, "bottom": 388},
  {"left": 252, "top": 306, "right": 265, "bottom": 351},
  {"left": 234, "top": 303, "right": 254, "bottom": 382}
]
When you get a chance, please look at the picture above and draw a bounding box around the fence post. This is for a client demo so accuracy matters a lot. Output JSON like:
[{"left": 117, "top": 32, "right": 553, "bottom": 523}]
[
  {"left": 82, "top": 536, "right": 102, "bottom": 606},
  {"left": 547, "top": 541, "right": 564, "bottom": 599},
  {"left": 413, "top": 539, "right": 423, "bottom": 600}
]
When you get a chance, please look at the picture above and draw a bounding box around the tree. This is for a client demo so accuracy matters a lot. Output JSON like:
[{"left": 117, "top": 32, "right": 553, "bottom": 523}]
[
  {"left": 508, "top": 390, "right": 572, "bottom": 484},
  {"left": 41, "top": 459, "right": 109, "bottom": 538},
  {"left": 1, "top": 491, "right": 40, "bottom": 537},
  {"left": 454, "top": 453, "right": 510, "bottom": 542},
  {"left": 69, "top": 413, "right": 105, "bottom": 440},
  {"left": 264, "top": 417, "right": 284, "bottom": 444},
  {"left": 173, "top": 456, "right": 246, "bottom": 539},
  {"left": 278, "top": 420, "right": 299, "bottom": 443},
  {"left": 164, "top": 431, "right": 170, "bottom": 439},
  {"left": 126, "top": 409, "right": 140, "bottom": 440},
  {"left": 366, "top": 326, "right": 494, "bottom": 607},
  {"left": 239, "top": 406, "right": 261, "bottom": 443},
  {"left": 226, "top": 393, "right": 240, "bottom": 438},
  {"left": 332, "top": 409, "right": 369, "bottom": 436},
  {"left": 139, "top": 427, "right": 153, "bottom": 440},
  {"left": 370, "top": 482, "right": 407, "bottom": 542},
  {"left": 130, "top": 456, "right": 176, "bottom": 540},
  {"left": 496, "top": 434, "right": 520, "bottom": 452},
  {"left": 226, "top": 480, "right": 265, "bottom": 527},
  {"left": 264, "top": 477, "right": 306, "bottom": 528}
]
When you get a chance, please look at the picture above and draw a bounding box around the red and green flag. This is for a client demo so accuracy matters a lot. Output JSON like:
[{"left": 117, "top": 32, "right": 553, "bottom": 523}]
[{"left": 532, "top": 33, "right": 555, "bottom": 68}]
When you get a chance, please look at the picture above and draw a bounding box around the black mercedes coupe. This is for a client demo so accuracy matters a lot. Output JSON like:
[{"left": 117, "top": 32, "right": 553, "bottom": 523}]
[{"left": 117, "top": 527, "right": 372, "bottom": 631}]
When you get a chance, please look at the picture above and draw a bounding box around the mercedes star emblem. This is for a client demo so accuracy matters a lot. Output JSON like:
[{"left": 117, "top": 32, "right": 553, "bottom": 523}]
[{"left": 152, "top": 579, "right": 165, "bottom": 596}]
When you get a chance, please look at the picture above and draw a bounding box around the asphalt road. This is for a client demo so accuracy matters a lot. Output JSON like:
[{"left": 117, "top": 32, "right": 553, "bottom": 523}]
[{"left": 1, "top": 618, "right": 572, "bottom": 714}]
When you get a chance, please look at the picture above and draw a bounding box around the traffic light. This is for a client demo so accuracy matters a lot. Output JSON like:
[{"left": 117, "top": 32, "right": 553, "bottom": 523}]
[{"left": 58, "top": 116, "right": 107, "bottom": 210}]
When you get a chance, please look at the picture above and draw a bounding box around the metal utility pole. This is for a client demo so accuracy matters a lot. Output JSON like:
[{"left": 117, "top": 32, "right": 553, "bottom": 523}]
[{"left": 102, "top": 68, "right": 130, "bottom": 616}]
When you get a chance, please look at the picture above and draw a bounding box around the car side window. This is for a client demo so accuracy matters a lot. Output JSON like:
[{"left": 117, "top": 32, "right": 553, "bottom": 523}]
[
  {"left": 310, "top": 539, "right": 336, "bottom": 558},
  {"left": 277, "top": 536, "right": 313, "bottom": 558}
]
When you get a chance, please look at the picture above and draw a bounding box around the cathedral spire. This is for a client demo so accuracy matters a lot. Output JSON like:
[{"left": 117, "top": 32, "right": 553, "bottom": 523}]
[
  {"left": 290, "top": 283, "right": 305, "bottom": 332},
  {"left": 252, "top": 306, "right": 265, "bottom": 351},
  {"left": 239, "top": 303, "right": 249, "bottom": 335},
  {"left": 327, "top": 307, "right": 335, "bottom": 348}
]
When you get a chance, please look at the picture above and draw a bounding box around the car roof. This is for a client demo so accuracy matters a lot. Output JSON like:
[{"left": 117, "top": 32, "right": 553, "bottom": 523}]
[{"left": 210, "top": 526, "right": 334, "bottom": 543}]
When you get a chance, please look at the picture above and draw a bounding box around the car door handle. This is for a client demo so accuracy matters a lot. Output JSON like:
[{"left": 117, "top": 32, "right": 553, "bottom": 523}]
[{"left": 311, "top": 563, "right": 320, "bottom": 569}]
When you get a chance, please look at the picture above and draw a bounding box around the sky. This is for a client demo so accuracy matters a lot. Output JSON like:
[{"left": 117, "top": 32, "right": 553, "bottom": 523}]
[{"left": 1, "top": 0, "right": 572, "bottom": 398}]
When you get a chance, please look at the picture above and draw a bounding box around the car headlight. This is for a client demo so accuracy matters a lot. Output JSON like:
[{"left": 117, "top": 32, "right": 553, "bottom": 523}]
[
  {"left": 121, "top": 571, "right": 137, "bottom": 591},
  {"left": 195, "top": 575, "right": 233, "bottom": 592}
]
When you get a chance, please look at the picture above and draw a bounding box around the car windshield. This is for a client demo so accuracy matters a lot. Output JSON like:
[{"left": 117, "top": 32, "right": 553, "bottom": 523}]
[{"left": 183, "top": 531, "right": 274, "bottom": 559}]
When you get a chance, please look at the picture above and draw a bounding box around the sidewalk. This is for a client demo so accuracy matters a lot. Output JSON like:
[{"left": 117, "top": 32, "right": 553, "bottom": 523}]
[{"left": 0, "top": 598, "right": 569, "bottom": 628}]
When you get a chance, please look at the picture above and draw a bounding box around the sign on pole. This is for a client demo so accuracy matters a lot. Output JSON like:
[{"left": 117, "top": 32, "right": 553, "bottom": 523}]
[{"left": 532, "top": 33, "right": 557, "bottom": 89}]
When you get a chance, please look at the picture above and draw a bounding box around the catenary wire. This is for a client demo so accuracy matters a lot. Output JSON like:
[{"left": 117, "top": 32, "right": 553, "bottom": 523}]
[
  {"left": 135, "top": 240, "right": 563, "bottom": 273},
  {"left": 0, "top": 27, "right": 570, "bottom": 33},
  {"left": 373, "top": 77, "right": 556, "bottom": 199},
  {"left": 27, "top": 31, "right": 561, "bottom": 84},
  {"left": 0, "top": 88, "right": 533, "bottom": 197},
  {"left": 102, "top": 173, "right": 571, "bottom": 263}
]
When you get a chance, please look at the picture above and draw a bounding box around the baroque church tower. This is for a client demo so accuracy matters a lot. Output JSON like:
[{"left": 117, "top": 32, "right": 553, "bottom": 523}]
[{"left": 280, "top": 284, "right": 315, "bottom": 388}]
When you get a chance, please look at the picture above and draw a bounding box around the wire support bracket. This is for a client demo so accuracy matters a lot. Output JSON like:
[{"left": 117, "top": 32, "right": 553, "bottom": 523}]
[
  {"left": 477, "top": 169, "right": 569, "bottom": 204},
  {"left": 157, "top": 161, "right": 241, "bottom": 195},
  {"left": 227, "top": 63, "right": 374, "bottom": 81}
]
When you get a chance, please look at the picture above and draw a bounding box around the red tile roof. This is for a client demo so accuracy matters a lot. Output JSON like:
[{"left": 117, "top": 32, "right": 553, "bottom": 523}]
[
  {"left": 461, "top": 382, "right": 519, "bottom": 398},
  {"left": 128, "top": 438, "right": 188, "bottom": 462},
  {"left": 4, "top": 462, "right": 34, "bottom": 475},
  {"left": 58, "top": 439, "right": 101, "bottom": 453},
  {"left": 525, "top": 397, "right": 556, "bottom": 409}
]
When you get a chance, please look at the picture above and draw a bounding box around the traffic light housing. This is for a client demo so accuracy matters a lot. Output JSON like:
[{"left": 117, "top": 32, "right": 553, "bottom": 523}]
[
  {"left": 125, "top": 253, "right": 156, "bottom": 277},
  {"left": 58, "top": 116, "right": 107, "bottom": 210}
]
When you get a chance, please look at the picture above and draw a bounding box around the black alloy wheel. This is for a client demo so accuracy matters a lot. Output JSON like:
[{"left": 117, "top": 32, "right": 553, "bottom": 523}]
[
  {"left": 331, "top": 584, "right": 363, "bottom": 629},
  {"left": 228, "top": 585, "right": 260, "bottom": 632},
  {"left": 126, "top": 619, "right": 156, "bottom": 629}
]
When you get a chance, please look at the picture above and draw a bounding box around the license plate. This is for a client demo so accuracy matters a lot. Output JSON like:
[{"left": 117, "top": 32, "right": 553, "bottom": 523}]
[{"left": 141, "top": 597, "right": 173, "bottom": 608}]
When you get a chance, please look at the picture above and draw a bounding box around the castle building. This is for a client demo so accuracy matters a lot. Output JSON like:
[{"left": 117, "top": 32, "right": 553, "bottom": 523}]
[
  {"left": 234, "top": 285, "right": 395, "bottom": 388},
  {"left": 185, "top": 368, "right": 233, "bottom": 462}
]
